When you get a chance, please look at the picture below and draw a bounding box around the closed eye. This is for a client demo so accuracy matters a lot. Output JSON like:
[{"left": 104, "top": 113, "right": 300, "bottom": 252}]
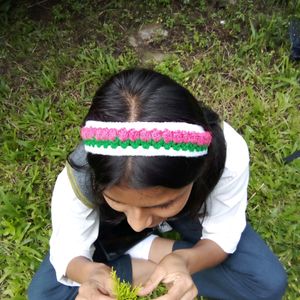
[
  {"left": 103, "top": 193, "right": 179, "bottom": 209},
  {"left": 155, "top": 199, "right": 176, "bottom": 209}
]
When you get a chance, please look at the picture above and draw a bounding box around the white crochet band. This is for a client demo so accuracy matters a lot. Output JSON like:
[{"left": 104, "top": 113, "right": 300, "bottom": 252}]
[
  {"left": 84, "top": 145, "right": 209, "bottom": 157},
  {"left": 81, "top": 121, "right": 212, "bottom": 157},
  {"left": 84, "top": 121, "right": 207, "bottom": 132}
]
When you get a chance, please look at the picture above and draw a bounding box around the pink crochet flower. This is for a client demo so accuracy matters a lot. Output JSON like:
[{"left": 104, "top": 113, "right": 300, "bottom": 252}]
[
  {"left": 151, "top": 129, "right": 162, "bottom": 142},
  {"left": 95, "top": 128, "right": 108, "bottom": 140},
  {"left": 187, "top": 132, "right": 197, "bottom": 144},
  {"left": 80, "top": 127, "right": 87, "bottom": 139},
  {"left": 140, "top": 129, "right": 152, "bottom": 141},
  {"left": 173, "top": 131, "right": 184, "bottom": 143},
  {"left": 204, "top": 132, "right": 212, "bottom": 144},
  {"left": 92, "top": 128, "right": 99, "bottom": 138},
  {"left": 162, "top": 130, "right": 172, "bottom": 143},
  {"left": 182, "top": 132, "right": 190, "bottom": 143},
  {"left": 195, "top": 135, "right": 202, "bottom": 145},
  {"left": 196, "top": 132, "right": 212, "bottom": 145},
  {"left": 107, "top": 128, "right": 117, "bottom": 141},
  {"left": 128, "top": 129, "right": 140, "bottom": 141},
  {"left": 197, "top": 134, "right": 205, "bottom": 145},
  {"left": 82, "top": 127, "right": 96, "bottom": 139},
  {"left": 118, "top": 128, "right": 129, "bottom": 141}
]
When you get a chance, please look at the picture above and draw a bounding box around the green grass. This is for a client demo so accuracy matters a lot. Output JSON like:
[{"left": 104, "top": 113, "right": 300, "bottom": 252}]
[{"left": 1, "top": 0, "right": 299, "bottom": 299}]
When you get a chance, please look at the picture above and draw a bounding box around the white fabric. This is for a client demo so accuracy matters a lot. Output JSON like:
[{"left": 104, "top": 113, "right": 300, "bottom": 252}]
[
  {"left": 200, "top": 122, "right": 249, "bottom": 253},
  {"left": 125, "top": 234, "right": 158, "bottom": 260},
  {"left": 158, "top": 221, "right": 173, "bottom": 233},
  {"left": 49, "top": 121, "right": 249, "bottom": 286},
  {"left": 49, "top": 168, "right": 99, "bottom": 286},
  {"left": 84, "top": 144, "right": 208, "bottom": 157},
  {"left": 84, "top": 121, "right": 206, "bottom": 132}
]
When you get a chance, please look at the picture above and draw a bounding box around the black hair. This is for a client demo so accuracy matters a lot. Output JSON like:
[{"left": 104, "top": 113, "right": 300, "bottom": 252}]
[{"left": 69, "top": 68, "right": 226, "bottom": 222}]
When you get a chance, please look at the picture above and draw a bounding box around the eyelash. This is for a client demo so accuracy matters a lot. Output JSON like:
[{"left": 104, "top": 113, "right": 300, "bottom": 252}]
[
  {"left": 105, "top": 196, "right": 175, "bottom": 210},
  {"left": 157, "top": 201, "right": 174, "bottom": 209}
]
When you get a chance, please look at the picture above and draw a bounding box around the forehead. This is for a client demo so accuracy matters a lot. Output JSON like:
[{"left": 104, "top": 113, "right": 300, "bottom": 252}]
[{"left": 104, "top": 184, "right": 192, "bottom": 207}]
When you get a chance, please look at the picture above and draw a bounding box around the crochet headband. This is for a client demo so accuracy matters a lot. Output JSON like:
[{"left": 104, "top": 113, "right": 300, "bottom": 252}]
[{"left": 80, "top": 121, "right": 212, "bottom": 157}]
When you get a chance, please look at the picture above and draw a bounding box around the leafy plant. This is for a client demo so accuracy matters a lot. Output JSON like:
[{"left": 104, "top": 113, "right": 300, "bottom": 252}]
[{"left": 112, "top": 270, "right": 168, "bottom": 300}]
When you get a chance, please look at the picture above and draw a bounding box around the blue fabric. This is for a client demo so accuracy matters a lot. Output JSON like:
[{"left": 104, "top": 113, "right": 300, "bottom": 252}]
[
  {"left": 172, "top": 223, "right": 287, "bottom": 300},
  {"left": 28, "top": 253, "right": 132, "bottom": 300},
  {"left": 28, "top": 253, "right": 79, "bottom": 300},
  {"left": 28, "top": 220, "right": 287, "bottom": 300}
]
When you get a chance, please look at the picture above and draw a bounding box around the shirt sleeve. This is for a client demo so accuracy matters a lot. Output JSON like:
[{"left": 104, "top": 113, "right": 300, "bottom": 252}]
[
  {"left": 201, "top": 122, "right": 250, "bottom": 254},
  {"left": 125, "top": 234, "right": 158, "bottom": 260},
  {"left": 49, "top": 167, "right": 100, "bottom": 286}
]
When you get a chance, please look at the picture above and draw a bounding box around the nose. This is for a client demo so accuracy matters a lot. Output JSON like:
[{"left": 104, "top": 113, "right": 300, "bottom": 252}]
[{"left": 126, "top": 207, "right": 152, "bottom": 232}]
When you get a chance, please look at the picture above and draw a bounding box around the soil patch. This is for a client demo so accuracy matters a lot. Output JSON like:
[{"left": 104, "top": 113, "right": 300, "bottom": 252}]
[{"left": 26, "top": 0, "right": 60, "bottom": 23}]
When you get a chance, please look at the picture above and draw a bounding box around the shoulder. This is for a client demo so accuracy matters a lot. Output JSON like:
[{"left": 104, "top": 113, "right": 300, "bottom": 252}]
[
  {"left": 208, "top": 122, "right": 250, "bottom": 200},
  {"left": 202, "top": 122, "right": 250, "bottom": 215},
  {"left": 223, "top": 121, "right": 249, "bottom": 176},
  {"left": 65, "top": 143, "right": 98, "bottom": 208},
  {"left": 52, "top": 162, "right": 96, "bottom": 210},
  {"left": 53, "top": 166, "right": 73, "bottom": 196},
  {"left": 52, "top": 167, "right": 82, "bottom": 206}
]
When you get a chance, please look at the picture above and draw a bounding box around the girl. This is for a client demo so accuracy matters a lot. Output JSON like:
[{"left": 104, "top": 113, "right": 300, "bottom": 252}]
[{"left": 28, "top": 68, "right": 287, "bottom": 300}]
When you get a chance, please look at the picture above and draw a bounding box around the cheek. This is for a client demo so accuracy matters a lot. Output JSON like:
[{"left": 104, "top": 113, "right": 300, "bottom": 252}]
[
  {"left": 176, "top": 197, "right": 190, "bottom": 212},
  {"left": 163, "top": 197, "right": 189, "bottom": 217}
]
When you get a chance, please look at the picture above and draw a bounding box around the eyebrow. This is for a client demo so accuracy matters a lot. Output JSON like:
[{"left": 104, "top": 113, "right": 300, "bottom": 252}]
[{"left": 102, "top": 192, "right": 180, "bottom": 209}]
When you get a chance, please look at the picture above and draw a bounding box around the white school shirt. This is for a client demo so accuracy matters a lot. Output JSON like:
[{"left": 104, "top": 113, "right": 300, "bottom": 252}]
[{"left": 49, "top": 121, "right": 249, "bottom": 286}]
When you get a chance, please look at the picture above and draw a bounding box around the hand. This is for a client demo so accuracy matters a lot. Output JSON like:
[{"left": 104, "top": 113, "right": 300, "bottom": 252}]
[
  {"left": 132, "top": 258, "right": 158, "bottom": 286},
  {"left": 75, "top": 264, "right": 114, "bottom": 300},
  {"left": 138, "top": 253, "right": 198, "bottom": 300}
]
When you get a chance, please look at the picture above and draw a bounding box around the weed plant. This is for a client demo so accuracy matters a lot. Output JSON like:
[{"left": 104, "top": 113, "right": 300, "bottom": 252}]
[
  {"left": 0, "top": 0, "right": 299, "bottom": 299},
  {"left": 112, "top": 270, "right": 168, "bottom": 299}
]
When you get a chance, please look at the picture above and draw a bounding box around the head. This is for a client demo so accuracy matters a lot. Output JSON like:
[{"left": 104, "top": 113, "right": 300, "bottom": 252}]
[{"left": 74, "top": 68, "right": 226, "bottom": 231}]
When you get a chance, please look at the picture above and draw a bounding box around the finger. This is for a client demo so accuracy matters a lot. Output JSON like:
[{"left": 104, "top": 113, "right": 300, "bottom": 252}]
[
  {"left": 77, "top": 282, "right": 115, "bottom": 300},
  {"left": 154, "top": 286, "right": 197, "bottom": 300},
  {"left": 94, "top": 277, "right": 114, "bottom": 298},
  {"left": 154, "top": 277, "right": 197, "bottom": 300},
  {"left": 178, "top": 285, "right": 198, "bottom": 300},
  {"left": 98, "top": 295, "right": 115, "bottom": 300},
  {"left": 138, "top": 267, "right": 166, "bottom": 296},
  {"left": 101, "top": 276, "right": 114, "bottom": 296},
  {"left": 76, "top": 292, "right": 114, "bottom": 300}
]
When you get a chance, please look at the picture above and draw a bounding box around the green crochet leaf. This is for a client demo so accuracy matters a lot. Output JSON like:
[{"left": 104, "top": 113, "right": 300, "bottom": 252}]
[{"left": 83, "top": 138, "right": 208, "bottom": 153}]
